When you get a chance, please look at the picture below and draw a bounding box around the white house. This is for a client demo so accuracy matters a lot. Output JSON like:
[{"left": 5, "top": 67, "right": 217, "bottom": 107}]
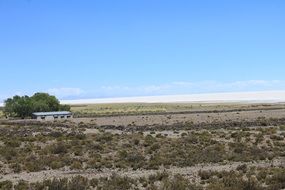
[{"left": 32, "top": 111, "right": 73, "bottom": 121}]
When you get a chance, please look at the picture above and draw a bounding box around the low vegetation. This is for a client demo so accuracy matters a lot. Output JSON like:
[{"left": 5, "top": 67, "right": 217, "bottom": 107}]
[
  {"left": 1, "top": 124, "right": 284, "bottom": 174},
  {"left": 1, "top": 167, "right": 285, "bottom": 189},
  {"left": 1, "top": 103, "right": 285, "bottom": 189},
  {"left": 0, "top": 173, "right": 203, "bottom": 190},
  {"left": 0, "top": 122, "right": 285, "bottom": 189}
]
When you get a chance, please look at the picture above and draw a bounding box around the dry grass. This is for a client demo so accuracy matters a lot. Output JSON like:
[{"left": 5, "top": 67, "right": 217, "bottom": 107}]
[
  {"left": 0, "top": 110, "right": 4, "bottom": 119},
  {"left": 71, "top": 103, "right": 169, "bottom": 116},
  {"left": 71, "top": 102, "right": 285, "bottom": 117}
]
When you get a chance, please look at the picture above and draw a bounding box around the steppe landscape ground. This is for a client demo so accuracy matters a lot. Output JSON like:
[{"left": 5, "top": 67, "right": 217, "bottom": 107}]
[{"left": 1, "top": 103, "right": 285, "bottom": 189}]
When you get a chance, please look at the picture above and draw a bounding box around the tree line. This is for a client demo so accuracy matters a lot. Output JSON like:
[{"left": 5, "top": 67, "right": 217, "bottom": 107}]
[{"left": 3, "top": 93, "right": 70, "bottom": 118}]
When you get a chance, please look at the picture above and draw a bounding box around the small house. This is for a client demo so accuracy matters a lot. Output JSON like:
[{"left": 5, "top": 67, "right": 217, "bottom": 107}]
[{"left": 32, "top": 111, "right": 73, "bottom": 121}]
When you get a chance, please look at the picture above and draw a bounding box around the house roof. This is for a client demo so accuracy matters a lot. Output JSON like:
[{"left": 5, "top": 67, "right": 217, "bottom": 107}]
[{"left": 32, "top": 111, "right": 72, "bottom": 116}]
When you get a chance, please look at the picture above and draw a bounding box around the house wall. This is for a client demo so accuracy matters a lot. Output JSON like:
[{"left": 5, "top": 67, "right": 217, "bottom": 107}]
[
  {"left": 45, "top": 116, "right": 55, "bottom": 121},
  {"left": 36, "top": 115, "right": 73, "bottom": 121},
  {"left": 36, "top": 116, "right": 54, "bottom": 121}
]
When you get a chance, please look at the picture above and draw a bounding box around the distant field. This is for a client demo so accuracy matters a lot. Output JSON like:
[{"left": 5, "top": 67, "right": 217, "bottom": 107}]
[
  {"left": 71, "top": 102, "right": 285, "bottom": 117},
  {"left": 71, "top": 103, "right": 168, "bottom": 116},
  {"left": 70, "top": 103, "right": 222, "bottom": 117},
  {"left": 0, "top": 107, "right": 4, "bottom": 118}
]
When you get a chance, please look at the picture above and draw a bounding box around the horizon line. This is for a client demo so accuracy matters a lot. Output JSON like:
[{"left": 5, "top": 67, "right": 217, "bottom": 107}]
[
  {"left": 60, "top": 90, "right": 285, "bottom": 105},
  {"left": 1, "top": 90, "right": 285, "bottom": 107}
]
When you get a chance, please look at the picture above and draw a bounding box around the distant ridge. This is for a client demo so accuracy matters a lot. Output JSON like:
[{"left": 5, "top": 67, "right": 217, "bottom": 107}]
[{"left": 60, "top": 91, "right": 285, "bottom": 105}]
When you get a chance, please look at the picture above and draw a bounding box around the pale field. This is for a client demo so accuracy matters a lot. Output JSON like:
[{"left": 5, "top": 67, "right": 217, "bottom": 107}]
[
  {"left": 71, "top": 102, "right": 285, "bottom": 116},
  {"left": 0, "top": 110, "right": 4, "bottom": 118}
]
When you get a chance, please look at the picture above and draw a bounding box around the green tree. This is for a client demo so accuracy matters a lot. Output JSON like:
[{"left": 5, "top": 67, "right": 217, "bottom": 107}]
[
  {"left": 31, "top": 93, "right": 60, "bottom": 112},
  {"left": 59, "top": 104, "right": 71, "bottom": 111},
  {"left": 4, "top": 95, "right": 32, "bottom": 118},
  {"left": 4, "top": 92, "right": 70, "bottom": 118}
]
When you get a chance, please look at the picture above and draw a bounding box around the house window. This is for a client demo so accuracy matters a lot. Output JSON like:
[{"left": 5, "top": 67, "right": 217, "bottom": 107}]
[
  {"left": 54, "top": 116, "right": 58, "bottom": 119},
  {"left": 61, "top": 116, "right": 65, "bottom": 119},
  {"left": 41, "top": 116, "right": 45, "bottom": 120},
  {"left": 67, "top": 115, "right": 71, "bottom": 119}
]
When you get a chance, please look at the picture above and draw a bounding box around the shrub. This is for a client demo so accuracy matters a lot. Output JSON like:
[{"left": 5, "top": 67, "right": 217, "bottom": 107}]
[
  {"left": 68, "top": 176, "right": 89, "bottom": 190},
  {"left": 236, "top": 164, "right": 247, "bottom": 173},
  {"left": 50, "top": 161, "right": 63, "bottom": 170},
  {"left": 42, "top": 178, "right": 68, "bottom": 190},
  {"left": 89, "top": 178, "right": 99, "bottom": 187},
  {"left": 270, "top": 135, "right": 284, "bottom": 141},
  {"left": 279, "top": 125, "right": 285, "bottom": 131},
  {"left": 144, "top": 135, "right": 156, "bottom": 147},
  {"left": 101, "top": 174, "right": 134, "bottom": 190},
  {"left": 24, "top": 156, "right": 45, "bottom": 172},
  {"left": 70, "top": 161, "right": 83, "bottom": 170},
  {"left": 51, "top": 142, "right": 68, "bottom": 154},
  {"left": 14, "top": 180, "right": 29, "bottom": 190},
  {"left": 199, "top": 170, "right": 213, "bottom": 181},
  {"left": 266, "top": 169, "right": 285, "bottom": 189},
  {"left": 149, "top": 143, "right": 161, "bottom": 153},
  {"left": 96, "top": 132, "right": 113, "bottom": 143},
  {"left": 0, "top": 146, "right": 18, "bottom": 161},
  {"left": 125, "top": 151, "right": 146, "bottom": 169},
  {"left": 133, "top": 139, "right": 140, "bottom": 145},
  {"left": 5, "top": 140, "right": 21, "bottom": 147},
  {"left": 162, "top": 174, "right": 202, "bottom": 190},
  {"left": 0, "top": 181, "right": 13, "bottom": 190},
  {"left": 10, "top": 163, "right": 22, "bottom": 173}
]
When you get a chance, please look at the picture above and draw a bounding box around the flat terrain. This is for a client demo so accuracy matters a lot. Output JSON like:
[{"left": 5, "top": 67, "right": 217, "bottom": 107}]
[
  {"left": 1, "top": 103, "right": 285, "bottom": 189},
  {"left": 71, "top": 103, "right": 285, "bottom": 126},
  {"left": 74, "top": 108, "right": 285, "bottom": 127},
  {"left": 71, "top": 102, "right": 285, "bottom": 116}
]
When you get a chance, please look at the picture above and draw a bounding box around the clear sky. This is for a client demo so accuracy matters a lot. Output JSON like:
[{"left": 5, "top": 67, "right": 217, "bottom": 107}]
[{"left": 0, "top": 0, "right": 285, "bottom": 101}]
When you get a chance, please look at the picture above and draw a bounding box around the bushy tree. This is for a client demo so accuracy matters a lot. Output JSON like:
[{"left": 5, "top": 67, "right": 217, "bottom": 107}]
[
  {"left": 4, "top": 93, "right": 70, "bottom": 118},
  {"left": 59, "top": 104, "right": 71, "bottom": 111},
  {"left": 4, "top": 95, "right": 32, "bottom": 118},
  {"left": 31, "top": 93, "right": 60, "bottom": 112}
]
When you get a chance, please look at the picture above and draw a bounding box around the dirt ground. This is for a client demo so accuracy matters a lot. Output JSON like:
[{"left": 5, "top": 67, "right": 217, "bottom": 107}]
[{"left": 73, "top": 108, "right": 285, "bottom": 127}]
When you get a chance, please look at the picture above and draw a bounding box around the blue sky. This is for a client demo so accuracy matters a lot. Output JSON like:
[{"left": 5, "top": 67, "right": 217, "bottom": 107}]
[{"left": 0, "top": 0, "right": 285, "bottom": 101}]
